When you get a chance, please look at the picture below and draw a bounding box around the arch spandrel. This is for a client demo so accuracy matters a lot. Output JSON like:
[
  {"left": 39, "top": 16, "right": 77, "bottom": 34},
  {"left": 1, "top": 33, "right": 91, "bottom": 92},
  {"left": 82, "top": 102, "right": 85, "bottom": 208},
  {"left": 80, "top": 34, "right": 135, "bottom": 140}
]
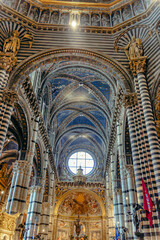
[{"left": 8, "top": 48, "right": 133, "bottom": 92}]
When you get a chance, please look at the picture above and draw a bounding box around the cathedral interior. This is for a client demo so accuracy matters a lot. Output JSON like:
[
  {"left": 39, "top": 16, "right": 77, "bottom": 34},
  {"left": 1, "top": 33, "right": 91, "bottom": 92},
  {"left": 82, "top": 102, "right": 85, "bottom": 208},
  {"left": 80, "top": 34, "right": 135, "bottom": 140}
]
[{"left": 0, "top": 0, "right": 160, "bottom": 239}]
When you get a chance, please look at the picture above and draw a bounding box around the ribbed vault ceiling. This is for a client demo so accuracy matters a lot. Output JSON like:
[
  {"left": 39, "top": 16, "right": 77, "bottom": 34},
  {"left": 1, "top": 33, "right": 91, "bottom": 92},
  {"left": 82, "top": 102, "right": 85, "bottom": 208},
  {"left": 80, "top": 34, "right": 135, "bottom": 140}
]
[{"left": 30, "top": 60, "right": 117, "bottom": 181}]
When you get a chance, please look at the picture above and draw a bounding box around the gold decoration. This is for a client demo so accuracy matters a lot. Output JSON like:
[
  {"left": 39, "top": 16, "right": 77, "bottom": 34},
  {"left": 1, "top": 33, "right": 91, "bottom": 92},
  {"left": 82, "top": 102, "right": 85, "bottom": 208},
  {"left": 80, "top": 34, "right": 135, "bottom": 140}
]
[
  {"left": 155, "top": 89, "right": 160, "bottom": 120},
  {"left": 0, "top": 212, "right": 18, "bottom": 231},
  {"left": 0, "top": 26, "right": 33, "bottom": 72},
  {"left": 123, "top": 37, "right": 147, "bottom": 75},
  {"left": 155, "top": 120, "right": 160, "bottom": 139},
  {"left": 124, "top": 36, "right": 143, "bottom": 61},
  {"left": 2, "top": 90, "right": 18, "bottom": 106},
  {"left": 129, "top": 56, "right": 147, "bottom": 76},
  {"left": 3, "top": 30, "right": 20, "bottom": 55},
  {"left": 0, "top": 52, "right": 17, "bottom": 72},
  {"left": 123, "top": 93, "right": 137, "bottom": 107}
]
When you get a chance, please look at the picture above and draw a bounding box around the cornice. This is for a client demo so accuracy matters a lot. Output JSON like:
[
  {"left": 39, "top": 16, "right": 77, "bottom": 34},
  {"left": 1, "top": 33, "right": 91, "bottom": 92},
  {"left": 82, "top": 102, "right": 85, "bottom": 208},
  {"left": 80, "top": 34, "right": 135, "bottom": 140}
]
[
  {"left": 56, "top": 180, "right": 105, "bottom": 189},
  {"left": 0, "top": 0, "right": 158, "bottom": 34},
  {"left": 29, "top": 0, "right": 131, "bottom": 9}
]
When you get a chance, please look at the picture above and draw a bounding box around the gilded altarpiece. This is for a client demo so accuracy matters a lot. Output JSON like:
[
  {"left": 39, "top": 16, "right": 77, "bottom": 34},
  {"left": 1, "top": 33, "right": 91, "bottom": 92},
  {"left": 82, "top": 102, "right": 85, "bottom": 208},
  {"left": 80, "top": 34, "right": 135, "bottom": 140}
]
[{"left": 53, "top": 187, "right": 106, "bottom": 240}]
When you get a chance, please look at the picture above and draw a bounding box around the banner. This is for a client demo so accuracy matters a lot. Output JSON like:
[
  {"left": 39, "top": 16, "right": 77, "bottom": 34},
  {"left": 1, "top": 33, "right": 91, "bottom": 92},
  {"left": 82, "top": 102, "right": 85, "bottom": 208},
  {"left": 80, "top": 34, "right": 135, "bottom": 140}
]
[
  {"left": 142, "top": 178, "right": 154, "bottom": 227},
  {"left": 115, "top": 224, "right": 120, "bottom": 240}
]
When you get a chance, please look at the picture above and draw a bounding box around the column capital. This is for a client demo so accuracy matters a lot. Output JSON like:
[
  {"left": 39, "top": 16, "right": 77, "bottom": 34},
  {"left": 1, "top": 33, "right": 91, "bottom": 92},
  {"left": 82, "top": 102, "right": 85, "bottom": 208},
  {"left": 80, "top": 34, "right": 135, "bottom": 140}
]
[
  {"left": 42, "top": 202, "right": 50, "bottom": 209},
  {"left": 121, "top": 167, "right": 128, "bottom": 179},
  {"left": 129, "top": 56, "right": 147, "bottom": 76},
  {"left": 125, "top": 164, "right": 134, "bottom": 177},
  {"left": 30, "top": 185, "right": 44, "bottom": 193},
  {"left": 2, "top": 90, "right": 18, "bottom": 106},
  {"left": 123, "top": 93, "right": 137, "bottom": 107},
  {"left": 0, "top": 52, "right": 17, "bottom": 72},
  {"left": 12, "top": 160, "right": 32, "bottom": 174},
  {"left": 115, "top": 188, "right": 122, "bottom": 195}
]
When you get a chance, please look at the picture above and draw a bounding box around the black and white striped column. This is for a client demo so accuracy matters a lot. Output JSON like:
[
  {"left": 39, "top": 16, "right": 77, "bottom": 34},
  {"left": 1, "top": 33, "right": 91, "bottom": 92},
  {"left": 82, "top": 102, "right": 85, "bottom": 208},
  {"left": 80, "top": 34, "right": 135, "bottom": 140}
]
[
  {"left": 106, "top": 172, "right": 113, "bottom": 239},
  {"left": 0, "top": 90, "right": 18, "bottom": 154},
  {"left": 0, "top": 70, "right": 9, "bottom": 102},
  {"left": 111, "top": 152, "right": 119, "bottom": 228},
  {"left": 47, "top": 207, "right": 54, "bottom": 240},
  {"left": 27, "top": 117, "right": 40, "bottom": 164},
  {"left": 137, "top": 71, "right": 160, "bottom": 197},
  {"left": 47, "top": 173, "right": 55, "bottom": 240},
  {"left": 117, "top": 113, "right": 132, "bottom": 236},
  {"left": 25, "top": 186, "right": 44, "bottom": 239},
  {"left": 6, "top": 160, "right": 32, "bottom": 214},
  {"left": 39, "top": 202, "right": 50, "bottom": 240},
  {"left": 125, "top": 165, "right": 137, "bottom": 234}
]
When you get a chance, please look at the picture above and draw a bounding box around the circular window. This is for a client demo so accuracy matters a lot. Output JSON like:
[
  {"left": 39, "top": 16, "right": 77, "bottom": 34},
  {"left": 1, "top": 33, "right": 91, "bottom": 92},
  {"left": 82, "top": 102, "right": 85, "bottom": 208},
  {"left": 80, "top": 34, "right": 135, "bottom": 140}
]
[{"left": 68, "top": 151, "right": 94, "bottom": 175}]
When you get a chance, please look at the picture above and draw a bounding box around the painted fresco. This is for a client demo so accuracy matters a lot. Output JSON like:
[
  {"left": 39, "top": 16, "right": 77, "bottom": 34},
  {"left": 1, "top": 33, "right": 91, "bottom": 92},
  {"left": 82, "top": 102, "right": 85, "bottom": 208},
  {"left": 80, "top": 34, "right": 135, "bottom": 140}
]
[{"left": 59, "top": 192, "right": 101, "bottom": 216}]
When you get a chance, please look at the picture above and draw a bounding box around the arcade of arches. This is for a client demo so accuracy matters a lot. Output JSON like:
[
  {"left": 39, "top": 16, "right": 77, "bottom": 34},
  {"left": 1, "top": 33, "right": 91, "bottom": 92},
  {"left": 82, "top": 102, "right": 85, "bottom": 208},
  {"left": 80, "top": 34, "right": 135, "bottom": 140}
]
[{"left": 0, "top": 0, "right": 160, "bottom": 240}]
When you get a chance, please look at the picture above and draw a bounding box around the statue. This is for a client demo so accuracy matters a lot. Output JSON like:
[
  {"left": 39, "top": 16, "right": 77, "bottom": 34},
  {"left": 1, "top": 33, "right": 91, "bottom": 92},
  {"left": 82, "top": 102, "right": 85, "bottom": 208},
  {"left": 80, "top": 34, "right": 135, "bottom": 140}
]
[
  {"left": 128, "top": 203, "right": 143, "bottom": 233},
  {"left": 124, "top": 36, "right": 143, "bottom": 60},
  {"left": 112, "top": 11, "right": 121, "bottom": 26},
  {"left": 40, "top": 11, "right": 49, "bottom": 23},
  {"left": 74, "top": 217, "right": 81, "bottom": 237},
  {"left": 122, "top": 6, "right": 132, "bottom": 21},
  {"left": 50, "top": 12, "right": 59, "bottom": 24},
  {"left": 121, "top": 227, "right": 128, "bottom": 240},
  {"left": 18, "top": 223, "right": 26, "bottom": 240},
  {"left": 101, "top": 13, "right": 110, "bottom": 27},
  {"left": 91, "top": 14, "right": 100, "bottom": 27},
  {"left": 80, "top": 14, "right": 90, "bottom": 26},
  {"left": 3, "top": 30, "right": 20, "bottom": 55},
  {"left": 19, "top": 2, "right": 29, "bottom": 16},
  {"left": 34, "top": 234, "right": 44, "bottom": 240},
  {"left": 133, "top": 0, "right": 144, "bottom": 15}
]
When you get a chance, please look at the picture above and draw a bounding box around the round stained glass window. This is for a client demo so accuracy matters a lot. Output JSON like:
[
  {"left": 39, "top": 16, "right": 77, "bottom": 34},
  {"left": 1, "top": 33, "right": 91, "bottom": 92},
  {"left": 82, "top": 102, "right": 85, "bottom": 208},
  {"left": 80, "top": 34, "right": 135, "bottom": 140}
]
[{"left": 68, "top": 151, "right": 94, "bottom": 175}]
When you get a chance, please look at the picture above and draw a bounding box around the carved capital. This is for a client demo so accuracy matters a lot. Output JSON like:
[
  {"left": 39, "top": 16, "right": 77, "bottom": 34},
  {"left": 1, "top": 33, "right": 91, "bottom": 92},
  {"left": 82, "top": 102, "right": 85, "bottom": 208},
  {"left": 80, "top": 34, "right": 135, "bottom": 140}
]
[
  {"left": 123, "top": 93, "right": 137, "bottom": 107},
  {"left": 13, "top": 160, "right": 32, "bottom": 175},
  {"left": 129, "top": 56, "right": 147, "bottom": 76},
  {"left": 115, "top": 188, "right": 122, "bottom": 195},
  {"left": 0, "top": 212, "right": 18, "bottom": 231},
  {"left": 125, "top": 164, "right": 134, "bottom": 177},
  {"left": 42, "top": 202, "right": 50, "bottom": 209},
  {"left": 2, "top": 90, "right": 18, "bottom": 106},
  {"left": 0, "top": 52, "right": 17, "bottom": 72}
]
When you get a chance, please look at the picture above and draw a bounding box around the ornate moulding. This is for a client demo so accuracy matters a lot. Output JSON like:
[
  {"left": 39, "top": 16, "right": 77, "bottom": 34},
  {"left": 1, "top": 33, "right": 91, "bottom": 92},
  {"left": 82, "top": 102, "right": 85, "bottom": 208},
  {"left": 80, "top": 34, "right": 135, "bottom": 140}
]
[
  {"left": 1, "top": 0, "right": 157, "bottom": 31},
  {"left": 0, "top": 212, "right": 18, "bottom": 240}
]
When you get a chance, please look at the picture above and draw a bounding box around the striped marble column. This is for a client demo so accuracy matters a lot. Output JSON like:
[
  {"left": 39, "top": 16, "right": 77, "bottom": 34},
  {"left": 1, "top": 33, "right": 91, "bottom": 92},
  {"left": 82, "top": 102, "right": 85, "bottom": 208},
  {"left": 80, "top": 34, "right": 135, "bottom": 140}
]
[
  {"left": 47, "top": 206, "right": 54, "bottom": 240},
  {"left": 47, "top": 173, "right": 55, "bottom": 240},
  {"left": 117, "top": 114, "right": 131, "bottom": 235},
  {"left": 6, "top": 160, "right": 32, "bottom": 215},
  {"left": 25, "top": 186, "right": 44, "bottom": 239},
  {"left": 124, "top": 94, "right": 143, "bottom": 204},
  {"left": 130, "top": 57, "right": 160, "bottom": 197},
  {"left": 0, "top": 90, "right": 18, "bottom": 154},
  {"left": 0, "top": 70, "right": 9, "bottom": 102},
  {"left": 27, "top": 117, "right": 40, "bottom": 164},
  {"left": 39, "top": 202, "right": 50, "bottom": 240},
  {"left": 111, "top": 152, "right": 119, "bottom": 227},
  {"left": 116, "top": 188, "right": 124, "bottom": 237},
  {"left": 125, "top": 165, "right": 137, "bottom": 234},
  {"left": 106, "top": 173, "right": 112, "bottom": 240}
]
